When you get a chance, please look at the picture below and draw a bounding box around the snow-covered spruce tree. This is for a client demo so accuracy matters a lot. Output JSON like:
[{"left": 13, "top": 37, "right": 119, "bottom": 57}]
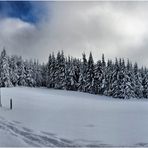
[
  {"left": 41, "top": 63, "right": 48, "bottom": 87},
  {"left": 65, "top": 56, "right": 71, "bottom": 90},
  {"left": 54, "top": 51, "right": 66, "bottom": 89},
  {"left": 49, "top": 53, "right": 56, "bottom": 88},
  {"left": 111, "top": 58, "right": 134, "bottom": 99},
  {"left": 110, "top": 58, "right": 121, "bottom": 98},
  {"left": 9, "top": 55, "right": 19, "bottom": 86},
  {"left": 110, "top": 58, "right": 134, "bottom": 99},
  {"left": 65, "top": 57, "right": 78, "bottom": 90},
  {"left": 24, "top": 60, "right": 34, "bottom": 87},
  {"left": 30, "top": 60, "right": 37, "bottom": 87},
  {"left": 34, "top": 60, "right": 42, "bottom": 87},
  {"left": 72, "top": 58, "right": 81, "bottom": 90},
  {"left": 124, "top": 59, "right": 135, "bottom": 98},
  {"left": 31, "top": 60, "right": 37, "bottom": 87},
  {"left": 133, "top": 62, "right": 143, "bottom": 98},
  {"left": 46, "top": 53, "right": 57, "bottom": 88},
  {"left": 85, "top": 52, "right": 95, "bottom": 94},
  {"left": 78, "top": 53, "right": 88, "bottom": 92},
  {"left": 117, "top": 59, "right": 135, "bottom": 99},
  {"left": 93, "top": 53, "right": 107, "bottom": 95},
  {"left": 101, "top": 54, "right": 106, "bottom": 70},
  {"left": 113, "top": 58, "right": 126, "bottom": 98},
  {"left": 17, "top": 56, "right": 27, "bottom": 86},
  {"left": 101, "top": 54, "right": 107, "bottom": 95},
  {"left": 141, "top": 67, "right": 148, "bottom": 98},
  {"left": 46, "top": 53, "right": 53, "bottom": 88},
  {"left": 104, "top": 59, "right": 113, "bottom": 96},
  {"left": 94, "top": 60, "right": 103, "bottom": 94},
  {"left": 0, "top": 48, "right": 12, "bottom": 87}
]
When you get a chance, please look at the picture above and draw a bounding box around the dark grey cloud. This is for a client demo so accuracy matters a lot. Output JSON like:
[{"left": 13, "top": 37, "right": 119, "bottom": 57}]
[{"left": 1, "top": 1, "right": 148, "bottom": 66}]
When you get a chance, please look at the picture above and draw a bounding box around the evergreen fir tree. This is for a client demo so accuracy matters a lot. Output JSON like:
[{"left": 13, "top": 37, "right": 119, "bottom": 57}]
[
  {"left": 0, "top": 48, "right": 12, "bottom": 87},
  {"left": 49, "top": 53, "right": 56, "bottom": 88},
  {"left": 34, "top": 60, "right": 43, "bottom": 87},
  {"left": 110, "top": 58, "right": 121, "bottom": 98},
  {"left": 78, "top": 53, "right": 87, "bottom": 92},
  {"left": 25, "top": 60, "right": 34, "bottom": 87},
  {"left": 65, "top": 57, "right": 77, "bottom": 90},
  {"left": 133, "top": 62, "right": 143, "bottom": 98},
  {"left": 124, "top": 59, "right": 135, "bottom": 98},
  {"left": 47, "top": 54, "right": 52, "bottom": 88},
  {"left": 85, "top": 52, "right": 95, "bottom": 94},
  {"left": 54, "top": 51, "right": 66, "bottom": 89},
  {"left": 17, "top": 57, "right": 27, "bottom": 86},
  {"left": 141, "top": 67, "right": 148, "bottom": 98},
  {"left": 9, "top": 55, "right": 19, "bottom": 86},
  {"left": 104, "top": 60, "right": 113, "bottom": 96},
  {"left": 41, "top": 63, "right": 48, "bottom": 87},
  {"left": 94, "top": 60, "right": 103, "bottom": 94}
]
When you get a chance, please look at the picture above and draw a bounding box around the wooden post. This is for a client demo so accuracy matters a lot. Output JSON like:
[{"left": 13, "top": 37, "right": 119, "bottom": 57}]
[
  {"left": 0, "top": 87, "right": 2, "bottom": 107},
  {"left": 10, "top": 99, "right": 12, "bottom": 110}
]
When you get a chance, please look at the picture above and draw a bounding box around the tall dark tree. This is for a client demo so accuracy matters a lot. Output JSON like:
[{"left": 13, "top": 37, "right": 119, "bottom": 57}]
[
  {"left": 110, "top": 58, "right": 120, "bottom": 98},
  {"left": 65, "top": 57, "right": 78, "bottom": 90},
  {"left": 0, "top": 48, "right": 12, "bottom": 87},
  {"left": 78, "top": 53, "right": 87, "bottom": 92},
  {"left": 141, "top": 67, "right": 148, "bottom": 98},
  {"left": 9, "top": 55, "right": 19, "bottom": 86},
  {"left": 41, "top": 63, "right": 48, "bottom": 87},
  {"left": 17, "top": 56, "right": 27, "bottom": 86},
  {"left": 47, "top": 54, "right": 52, "bottom": 88},
  {"left": 133, "top": 62, "right": 143, "bottom": 98},
  {"left": 104, "top": 59, "right": 113, "bottom": 96},
  {"left": 85, "top": 52, "right": 95, "bottom": 94},
  {"left": 54, "top": 51, "right": 66, "bottom": 89},
  {"left": 94, "top": 60, "right": 103, "bottom": 94}
]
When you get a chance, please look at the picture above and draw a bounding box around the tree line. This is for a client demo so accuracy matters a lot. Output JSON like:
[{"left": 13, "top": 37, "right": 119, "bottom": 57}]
[{"left": 1, "top": 48, "right": 148, "bottom": 99}]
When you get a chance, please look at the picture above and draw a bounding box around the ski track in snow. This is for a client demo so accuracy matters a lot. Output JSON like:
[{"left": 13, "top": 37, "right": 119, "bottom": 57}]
[
  {"left": 0, "top": 116, "right": 111, "bottom": 147},
  {"left": 1, "top": 116, "right": 147, "bottom": 147},
  {"left": 0, "top": 116, "right": 75, "bottom": 147},
  {"left": 0, "top": 117, "right": 75, "bottom": 147}
]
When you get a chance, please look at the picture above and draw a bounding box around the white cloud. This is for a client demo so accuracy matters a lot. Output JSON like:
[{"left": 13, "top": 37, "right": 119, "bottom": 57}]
[
  {"left": 0, "top": 18, "right": 35, "bottom": 36},
  {"left": 1, "top": 2, "right": 148, "bottom": 66},
  {"left": 37, "top": 2, "right": 148, "bottom": 66},
  {"left": 0, "top": 17, "right": 37, "bottom": 57}
]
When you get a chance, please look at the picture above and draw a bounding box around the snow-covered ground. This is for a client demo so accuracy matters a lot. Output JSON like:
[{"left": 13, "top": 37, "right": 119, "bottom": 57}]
[{"left": 0, "top": 87, "right": 148, "bottom": 146}]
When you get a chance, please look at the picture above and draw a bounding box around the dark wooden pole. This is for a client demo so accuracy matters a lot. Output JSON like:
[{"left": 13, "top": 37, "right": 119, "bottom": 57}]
[
  {"left": 10, "top": 99, "right": 12, "bottom": 110},
  {"left": 0, "top": 88, "right": 2, "bottom": 107}
]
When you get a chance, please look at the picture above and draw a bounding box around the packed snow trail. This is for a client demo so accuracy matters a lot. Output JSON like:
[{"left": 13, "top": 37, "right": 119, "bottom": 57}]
[
  {"left": 0, "top": 116, "right": 110, "bottom": 147},
  {"left": 0, "top": 116, "right": 76, "bottom": 147},
  {"left": 1, "top": 87, "right": 148, "bottom": 146}
]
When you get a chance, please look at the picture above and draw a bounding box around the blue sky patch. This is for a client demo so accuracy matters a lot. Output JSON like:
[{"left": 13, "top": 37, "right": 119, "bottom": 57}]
[{"left": 0, "top": 1, "right": 47, "bottom": 24}]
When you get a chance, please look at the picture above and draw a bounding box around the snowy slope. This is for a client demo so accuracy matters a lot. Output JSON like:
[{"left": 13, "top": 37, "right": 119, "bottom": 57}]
[{"left": 0, "top": 87, "right": 148, "bottom": 146}]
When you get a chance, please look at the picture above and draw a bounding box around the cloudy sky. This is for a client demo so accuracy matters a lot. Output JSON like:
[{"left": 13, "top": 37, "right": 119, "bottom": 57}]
[{"left": 0, "top": 1, "right": 148, "bottom": 66}]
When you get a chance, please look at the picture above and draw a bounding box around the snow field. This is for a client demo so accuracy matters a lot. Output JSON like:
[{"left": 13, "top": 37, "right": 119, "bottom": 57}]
[{"left": 0, "top": 87, "right": 148, "bottom": 146}]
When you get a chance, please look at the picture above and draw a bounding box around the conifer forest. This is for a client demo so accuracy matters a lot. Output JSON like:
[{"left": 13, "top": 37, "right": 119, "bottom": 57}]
[{"left": 1, "top": 48, "right": 148, "bottom": 99}]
